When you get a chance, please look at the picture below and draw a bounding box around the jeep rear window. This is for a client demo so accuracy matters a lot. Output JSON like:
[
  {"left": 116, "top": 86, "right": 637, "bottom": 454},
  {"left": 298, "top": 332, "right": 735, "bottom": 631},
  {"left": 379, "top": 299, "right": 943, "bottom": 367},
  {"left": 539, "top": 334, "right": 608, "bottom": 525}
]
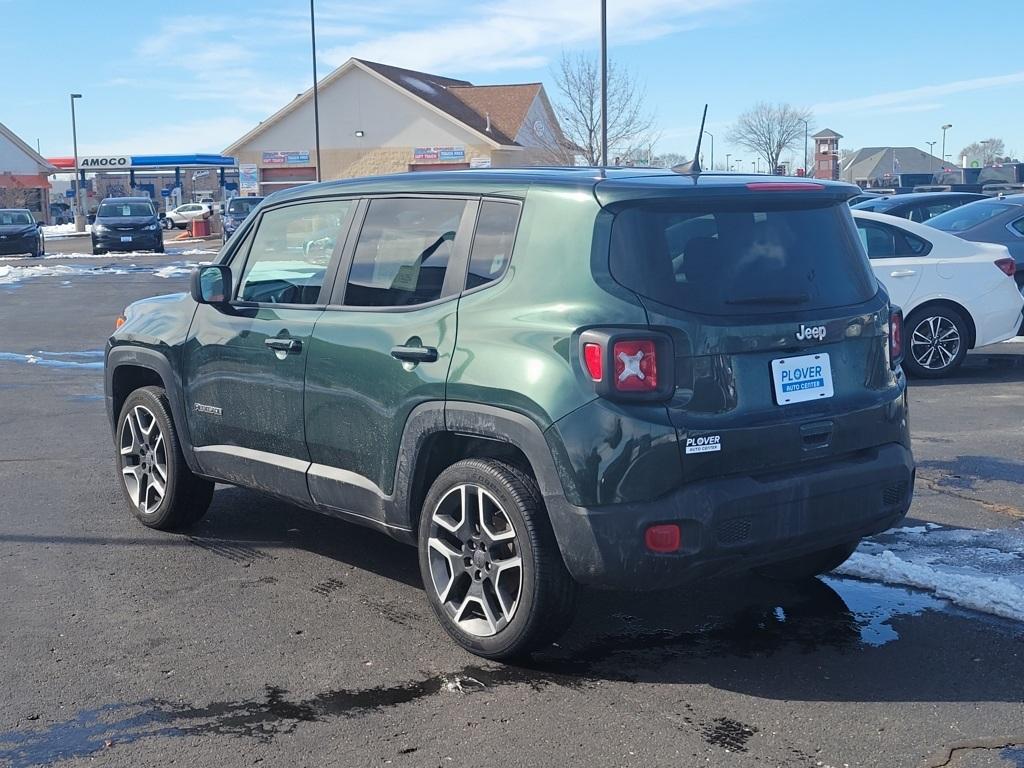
[{"left": 609, "top": 201, "right": 877, "bottom": 315}]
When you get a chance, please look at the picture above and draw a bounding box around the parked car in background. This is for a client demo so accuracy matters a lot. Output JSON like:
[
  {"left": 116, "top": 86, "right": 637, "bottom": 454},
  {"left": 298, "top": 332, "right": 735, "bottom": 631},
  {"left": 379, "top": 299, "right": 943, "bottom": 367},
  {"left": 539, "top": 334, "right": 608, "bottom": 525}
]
[
  {"left": 848, "top": 191, "right": 887, "bottom": 206},
  {"left": 49, "top": 201, "right": 73, "bottom": 225},
  {"left": 0, "top": 208, "right": 45, "bottom": 257},
  {"left": 163, "top": 203, "right": 211, "bottom": 230},
  {"left": 92, "top": 197, "right": 164, "bottom": 255},
  {"left": 926, "top": 194, "right": 1024, "bottom": 290},
  {"left": 853, "top": 210, "right": 1023, "bottom": 377},
  {"left": 221, "top": 196, "right": 264, "bottom": 243},
  {"left": 106, "top": 169, "right": 914, "bottom": 659},
  {"left": 852, "top": 192, "right": 986, "bottom": 222}
]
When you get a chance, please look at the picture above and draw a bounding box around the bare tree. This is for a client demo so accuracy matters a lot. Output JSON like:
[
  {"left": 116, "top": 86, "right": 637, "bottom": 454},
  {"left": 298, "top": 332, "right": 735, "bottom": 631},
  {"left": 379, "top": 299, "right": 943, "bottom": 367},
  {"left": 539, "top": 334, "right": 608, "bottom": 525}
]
[
  {"left": 552, "top": 52, "right": 654, "bottom": 166},
  {"left": 651, "top": 151, "right": 688, "bottom": 169},
  {"left": 958, "top": 138, "right": 1010, "bottom": 165},
  {"left": 728, "top": 102, "right": 813, "bottom": 174}
]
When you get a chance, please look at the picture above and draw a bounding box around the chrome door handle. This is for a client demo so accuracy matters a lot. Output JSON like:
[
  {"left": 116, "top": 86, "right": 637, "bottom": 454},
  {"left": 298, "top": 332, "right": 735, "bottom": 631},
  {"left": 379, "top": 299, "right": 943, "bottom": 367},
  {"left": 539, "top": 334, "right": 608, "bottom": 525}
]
[
  {"left": 264, "top": 337, "right": 302, "bottom": 354},
  {"left": 890, "top": 269, "right": 916, "bottom": 278}
]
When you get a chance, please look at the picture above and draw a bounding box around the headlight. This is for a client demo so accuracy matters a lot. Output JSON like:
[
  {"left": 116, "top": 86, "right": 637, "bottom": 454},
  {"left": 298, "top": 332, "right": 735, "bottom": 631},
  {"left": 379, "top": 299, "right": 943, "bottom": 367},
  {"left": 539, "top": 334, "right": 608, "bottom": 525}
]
[
  {"left": 145, "top": 223, "right": 159, "bottom": 231},
  {"left": 93, "top": 224, "right": 108, "bottom": 234}
]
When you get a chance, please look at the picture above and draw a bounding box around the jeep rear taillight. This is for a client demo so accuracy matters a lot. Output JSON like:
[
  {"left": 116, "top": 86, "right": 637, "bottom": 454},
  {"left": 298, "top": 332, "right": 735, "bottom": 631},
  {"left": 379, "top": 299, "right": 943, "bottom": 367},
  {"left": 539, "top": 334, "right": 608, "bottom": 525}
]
[
  {"left": 613, "top": 339, "right": 658, "bottom": 391},
  {"left": 578, "top": 329, "right": 673, "bottom": 401},
  {"left": 995, "top": 257, "right": 1016, "bottom": 277},
  {"left": 889, "top": 307, "right": 904, "bottom": 368}
]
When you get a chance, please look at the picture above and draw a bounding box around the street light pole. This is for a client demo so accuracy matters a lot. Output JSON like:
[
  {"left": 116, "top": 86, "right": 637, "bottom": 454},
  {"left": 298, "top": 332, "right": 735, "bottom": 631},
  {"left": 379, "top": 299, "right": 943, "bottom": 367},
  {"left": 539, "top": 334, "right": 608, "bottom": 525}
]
[
  {"left": 725, "top": 153, "right": 731, "bottom": 172},
  {"left": 310, "top": 0, "right": 322, "bottom": 182},
  {"left": 802, "top": 119, "right": 809, "bottom": 176},
  {"left": 600, "top": 0, "right": 608, "bottom": 167},
  {"left": 69, "top": 93, "right": 84, "bottom": 232},
  {"left": 702, "top": 131, "right": 713, "bottom": 169},
  {"left": 941, "top": 123, "right": 952, "bottom": 166}
]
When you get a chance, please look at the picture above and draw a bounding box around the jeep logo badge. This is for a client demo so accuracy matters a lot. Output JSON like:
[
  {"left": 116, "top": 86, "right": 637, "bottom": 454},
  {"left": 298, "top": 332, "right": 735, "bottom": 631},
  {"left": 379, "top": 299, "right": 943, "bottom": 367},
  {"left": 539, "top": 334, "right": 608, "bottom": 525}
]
[{"left": 796, "top": 324, "right": 826, "bottom": 341}]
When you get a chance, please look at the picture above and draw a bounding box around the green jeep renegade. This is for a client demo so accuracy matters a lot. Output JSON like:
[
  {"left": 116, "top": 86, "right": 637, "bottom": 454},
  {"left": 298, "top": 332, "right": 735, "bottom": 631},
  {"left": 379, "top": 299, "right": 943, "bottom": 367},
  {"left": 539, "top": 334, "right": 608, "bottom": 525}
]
[{"left": 105, "top": 168, "right": 914, "bottom": 660}]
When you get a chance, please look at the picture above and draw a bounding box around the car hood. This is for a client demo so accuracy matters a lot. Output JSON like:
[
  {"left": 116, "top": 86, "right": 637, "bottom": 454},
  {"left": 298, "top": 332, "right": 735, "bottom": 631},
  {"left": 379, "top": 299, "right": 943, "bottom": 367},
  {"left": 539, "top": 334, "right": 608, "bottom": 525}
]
[
  {"left": 0, "top": 224, "right": 37, "bottom": 236},
  {"left": 95, "top": 217, "right": 158, "bottom": 226}
]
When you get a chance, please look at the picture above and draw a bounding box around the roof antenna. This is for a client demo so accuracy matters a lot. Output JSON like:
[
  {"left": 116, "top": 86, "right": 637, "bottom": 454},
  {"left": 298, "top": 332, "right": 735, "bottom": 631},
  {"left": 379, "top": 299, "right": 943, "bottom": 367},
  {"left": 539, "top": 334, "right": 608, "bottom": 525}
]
[{"left": 672, "top": 103, "right": 708, "bottom": 175}]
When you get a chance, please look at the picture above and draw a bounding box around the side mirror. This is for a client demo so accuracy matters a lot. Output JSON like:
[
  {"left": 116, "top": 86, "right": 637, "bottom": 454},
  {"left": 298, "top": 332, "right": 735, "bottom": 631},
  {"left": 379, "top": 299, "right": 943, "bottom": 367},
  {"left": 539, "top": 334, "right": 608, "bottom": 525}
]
[
  {"left": 158, "top": 212, "right": 166, "bottom": 219},
  {"left": 190, "top": 264, "right": 231, "bottom": 305}
]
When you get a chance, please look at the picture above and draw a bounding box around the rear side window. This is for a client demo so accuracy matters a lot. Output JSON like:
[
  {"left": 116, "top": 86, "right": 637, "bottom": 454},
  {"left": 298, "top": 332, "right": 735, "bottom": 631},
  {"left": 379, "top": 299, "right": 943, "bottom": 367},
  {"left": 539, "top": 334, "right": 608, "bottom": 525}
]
[
  {"left": 856, "top": 220, "right": 930, "bottom": 258},
  {"left": 467, "top": 200, "right": 520, "bottom": 289},
  {"left": 929, "top": 202, "right": 1014, "bottom": 232},
  {"left": 344, "top": 198, "right": 467, "bottom": 307},
  {"left": 609, "top": 202, "right": 877, "bottom": 315}
]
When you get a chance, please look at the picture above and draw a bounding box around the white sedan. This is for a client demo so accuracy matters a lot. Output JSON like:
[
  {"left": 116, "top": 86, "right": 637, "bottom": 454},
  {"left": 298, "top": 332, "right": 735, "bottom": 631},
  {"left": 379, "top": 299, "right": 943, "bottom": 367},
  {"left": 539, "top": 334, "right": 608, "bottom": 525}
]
[
  {"left": 162, "top": 203, "right": 211, "bottom": 230},
  {"left": 853, "top": 210, "right": 1024, "bottom": 377}
]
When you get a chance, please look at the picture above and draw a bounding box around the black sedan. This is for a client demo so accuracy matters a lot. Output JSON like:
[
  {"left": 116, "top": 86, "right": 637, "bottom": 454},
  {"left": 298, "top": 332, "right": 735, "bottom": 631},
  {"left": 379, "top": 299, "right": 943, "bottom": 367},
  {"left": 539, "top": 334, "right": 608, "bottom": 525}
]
[
  {"left": 0, "top": 209, "right": 44, "bottom": 257},
  {"left": 852, "top": 192, "right": 987, "bottom": 223}
]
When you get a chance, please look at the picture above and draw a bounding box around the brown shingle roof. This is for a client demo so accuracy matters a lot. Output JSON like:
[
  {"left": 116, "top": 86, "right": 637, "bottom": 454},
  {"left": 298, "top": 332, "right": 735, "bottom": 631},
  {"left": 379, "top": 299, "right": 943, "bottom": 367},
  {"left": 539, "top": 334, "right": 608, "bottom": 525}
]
[{"left": 448, "top": 84, "right": 542, "bottom": 145}]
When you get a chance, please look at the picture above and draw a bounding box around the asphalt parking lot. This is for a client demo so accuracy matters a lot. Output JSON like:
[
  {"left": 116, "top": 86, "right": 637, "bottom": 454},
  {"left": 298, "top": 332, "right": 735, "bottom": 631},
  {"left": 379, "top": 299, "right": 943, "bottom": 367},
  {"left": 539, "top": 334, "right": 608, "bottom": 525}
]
[{"left": 1, "top": 247, "right": 1022, "bottom": 768}]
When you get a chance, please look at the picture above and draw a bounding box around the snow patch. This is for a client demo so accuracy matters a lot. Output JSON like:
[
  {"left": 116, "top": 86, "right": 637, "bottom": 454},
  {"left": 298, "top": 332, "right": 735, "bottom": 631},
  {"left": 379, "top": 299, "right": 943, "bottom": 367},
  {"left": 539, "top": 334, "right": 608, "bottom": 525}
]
[
  {"left": 41, "top": 223, "right": 92, "bottom": 237},
  {"left": 0, "top": 351, "right": 103, "bottom": 370}
]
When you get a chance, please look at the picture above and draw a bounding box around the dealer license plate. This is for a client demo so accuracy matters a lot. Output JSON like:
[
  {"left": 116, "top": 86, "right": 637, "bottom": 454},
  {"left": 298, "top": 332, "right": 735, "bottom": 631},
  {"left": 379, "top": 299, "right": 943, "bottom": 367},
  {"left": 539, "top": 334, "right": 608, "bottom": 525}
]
[
  {"left": 771, "top": 353, "right": 834, "bottom": 405},
  {"left": 120, "top": 236, "right": 132, "bottom": 242}
]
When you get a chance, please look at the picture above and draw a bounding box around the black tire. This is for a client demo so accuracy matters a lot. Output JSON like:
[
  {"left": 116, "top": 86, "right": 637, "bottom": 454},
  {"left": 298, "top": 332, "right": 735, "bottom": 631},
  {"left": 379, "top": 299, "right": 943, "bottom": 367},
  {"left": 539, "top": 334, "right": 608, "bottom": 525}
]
[
  {"left": 154, "top": 242, "right": 165, "bottom": 254},
  {"left": 755, "top": 540, "right": 859, "bottom": 581},
  {"left": 115, "top": 386, "right": 213, "bottom": 531},
  {"left": 418, "top": 459, "right": 577, "bottom": 660},
  {"left": 902, "top": 305, "right": 969, "bottom": 379},
  {"left": 34, "top": 238, "right": 44, "bottom": 258},
  {"left": 91, "top": 247, "right": 104, "bottom": 256}
]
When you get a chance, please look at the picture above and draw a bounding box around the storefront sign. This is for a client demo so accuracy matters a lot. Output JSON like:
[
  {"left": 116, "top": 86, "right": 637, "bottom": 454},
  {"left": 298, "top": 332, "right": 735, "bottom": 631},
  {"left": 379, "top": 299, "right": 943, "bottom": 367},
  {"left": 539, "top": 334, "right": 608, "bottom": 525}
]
[
  {"left": 413, "top": 146, "right": 465, "bottom": 163},
  {"left": 469, "top": 156, "right": 491, "bottom": 169},
  {"left": 239, "top": 163, "right": 259, "bottom": 194},
  {"left": 78, "top": 155, "right": 131, "bottom": 169},
  {"left": 262, "top": 150, "right": 311, "bottom": 165}
]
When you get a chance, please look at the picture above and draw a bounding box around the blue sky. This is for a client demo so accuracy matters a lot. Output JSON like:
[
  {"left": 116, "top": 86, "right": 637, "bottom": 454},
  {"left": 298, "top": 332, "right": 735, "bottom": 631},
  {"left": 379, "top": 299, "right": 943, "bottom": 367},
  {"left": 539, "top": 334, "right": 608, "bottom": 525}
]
[{"left": 4, "top": 0, "right": 1023, "bottom": 169}]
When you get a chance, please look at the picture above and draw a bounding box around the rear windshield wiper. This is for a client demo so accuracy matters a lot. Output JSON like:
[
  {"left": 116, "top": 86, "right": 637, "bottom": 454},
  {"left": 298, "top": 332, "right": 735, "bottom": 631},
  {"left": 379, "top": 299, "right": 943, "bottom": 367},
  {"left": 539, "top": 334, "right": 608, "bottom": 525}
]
[{"left": 725, "top": 293, "right": 810, "bottom": 306}]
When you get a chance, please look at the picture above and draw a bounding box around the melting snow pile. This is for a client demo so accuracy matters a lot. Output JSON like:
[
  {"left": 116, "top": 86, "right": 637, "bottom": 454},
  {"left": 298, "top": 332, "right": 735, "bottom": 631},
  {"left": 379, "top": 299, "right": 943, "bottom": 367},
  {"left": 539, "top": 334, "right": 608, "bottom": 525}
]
[
  {"left": 837, "top": 523, "right": 1024, "bottom": 623},
  {"left": 0, "top": 350, "right": 103, "bottom": 369}
]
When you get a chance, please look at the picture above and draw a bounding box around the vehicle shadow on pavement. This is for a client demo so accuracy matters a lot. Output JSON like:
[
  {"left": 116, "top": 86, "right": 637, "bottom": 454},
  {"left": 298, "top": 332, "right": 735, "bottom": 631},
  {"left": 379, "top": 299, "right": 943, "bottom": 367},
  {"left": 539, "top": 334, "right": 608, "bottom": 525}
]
[
  {"left": 911, "top": 354, "right": 1024, "bottom": 385},
  {"left": 917, "top": 455, "right": 1024, "bottom": 489}
]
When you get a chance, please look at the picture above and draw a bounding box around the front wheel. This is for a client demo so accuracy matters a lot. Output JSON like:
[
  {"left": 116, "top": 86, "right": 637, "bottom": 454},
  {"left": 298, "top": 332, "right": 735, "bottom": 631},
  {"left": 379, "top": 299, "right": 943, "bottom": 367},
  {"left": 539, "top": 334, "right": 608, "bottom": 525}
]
[
  {"left": 34, "top": 237, "right": 44, "bottom": 257},
  {"left": 116, "top": 386, "right": 213, "bottom": 530},
  {"left": 418, "top": 459, "right": 577, "bottom": 660},
  {"left": 903, "top": 306, "right": 969, "bottom": 378}
]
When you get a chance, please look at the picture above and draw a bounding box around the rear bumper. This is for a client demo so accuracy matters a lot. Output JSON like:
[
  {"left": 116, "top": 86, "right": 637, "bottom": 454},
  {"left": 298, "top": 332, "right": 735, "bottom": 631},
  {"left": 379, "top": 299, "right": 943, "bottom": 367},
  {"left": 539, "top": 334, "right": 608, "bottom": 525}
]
[{"left": 545, "top": 442, "right": 914, "bottom": 589}]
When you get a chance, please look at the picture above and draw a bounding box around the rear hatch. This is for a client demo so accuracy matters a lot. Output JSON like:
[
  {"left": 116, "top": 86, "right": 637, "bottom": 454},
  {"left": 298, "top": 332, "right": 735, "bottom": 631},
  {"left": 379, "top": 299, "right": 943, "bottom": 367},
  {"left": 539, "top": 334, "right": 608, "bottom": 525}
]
[{"left": 598, "top": 176, "right": 903, "bottom": 482}]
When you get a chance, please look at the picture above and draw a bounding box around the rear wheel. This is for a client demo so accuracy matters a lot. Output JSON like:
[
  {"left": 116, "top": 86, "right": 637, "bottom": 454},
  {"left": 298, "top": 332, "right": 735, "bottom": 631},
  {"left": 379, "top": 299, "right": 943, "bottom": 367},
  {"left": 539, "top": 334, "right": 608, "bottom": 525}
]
[
  {"left": 903, "top": 305, "right": 969, "bottom": 378},
  {"left": 418, "top": 459, "right": 577, "bottom": 660},
  {"left": 755, "top": 540, "right": 859, "bottom": 581},
  {"left": 116, "top": 386, "right": 213, "bottom": 530}
]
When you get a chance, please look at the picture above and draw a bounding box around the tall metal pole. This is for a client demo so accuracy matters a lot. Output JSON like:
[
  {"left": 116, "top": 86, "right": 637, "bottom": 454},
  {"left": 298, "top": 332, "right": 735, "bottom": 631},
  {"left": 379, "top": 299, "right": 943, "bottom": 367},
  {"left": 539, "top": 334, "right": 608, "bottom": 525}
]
[
  {"left": 600, "top": 0, "right": 608, "bottom": 166},
  {"left": 802, "top": 119, "right": 809, "bottom": 176},
  {"left": 941, "top": 124, "right": 952, "bottom": 167},
  {"left": 926, "top": 141, "right": 936, "bottom": 176},
  {"left": 310, "top": 0, "right": 322, "bottom": 182},
  {"left": 70, "top": 93, "right": 84, "bottom": 232}
]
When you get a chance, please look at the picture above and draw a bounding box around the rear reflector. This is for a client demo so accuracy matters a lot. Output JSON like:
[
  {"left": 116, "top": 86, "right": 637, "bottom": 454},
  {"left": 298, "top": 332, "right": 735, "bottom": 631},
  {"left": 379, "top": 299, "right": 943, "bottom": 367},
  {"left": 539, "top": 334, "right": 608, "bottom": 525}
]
[
  {"left": 889, "top": 307, "right": 904, "bottom": 367},
  {"left": 613, "top": 339, "right": 658, "bottom": 391},
  {"left": 583, "top": 342, "right": 603, "bottom": 381},
  {"left": 645, "top": 524, "right": 681, "bottom": 553},
  {"left": 745, "top": 182, "right": 825, "bottom": 192},
  {"left": 995, "top": 257, "right": 1016, "bottom": 277}
]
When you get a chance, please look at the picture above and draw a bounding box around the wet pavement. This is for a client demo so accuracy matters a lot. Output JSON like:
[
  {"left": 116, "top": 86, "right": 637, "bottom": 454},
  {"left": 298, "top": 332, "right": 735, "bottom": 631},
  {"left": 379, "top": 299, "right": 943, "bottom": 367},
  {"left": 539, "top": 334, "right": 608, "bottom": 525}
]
[{"left": 1, "top": 267, "right": 1022, "bottom": 768}]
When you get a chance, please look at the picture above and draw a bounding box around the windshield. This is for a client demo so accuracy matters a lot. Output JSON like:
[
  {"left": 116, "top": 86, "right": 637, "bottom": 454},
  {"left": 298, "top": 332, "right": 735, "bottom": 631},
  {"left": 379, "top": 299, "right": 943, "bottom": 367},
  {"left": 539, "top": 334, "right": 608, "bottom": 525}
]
[
  {"left": 0, "top": 211, "right": 34, "bottom": 226},
  {"left": 928, "top": 202, "right": 1015, "bottom": 232},
  {"left": 609, "top": 201, "right": 876, "bottom": 316},
  {"left": 978, "top": 166, "right": 1020, "bottom": 185},
  {"left": 227, "top": 197, "right": 263, "bottom": 215},
  {"left": 97, "top": 202, "right": 155, "bottom": 217}
]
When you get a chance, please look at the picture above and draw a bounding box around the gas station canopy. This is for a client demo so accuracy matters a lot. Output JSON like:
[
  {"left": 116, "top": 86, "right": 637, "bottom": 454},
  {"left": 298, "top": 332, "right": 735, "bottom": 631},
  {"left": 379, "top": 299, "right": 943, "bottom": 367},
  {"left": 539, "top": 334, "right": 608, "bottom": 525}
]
[{"left": 47, "top": 154, "right": 236, "bottom": 170}]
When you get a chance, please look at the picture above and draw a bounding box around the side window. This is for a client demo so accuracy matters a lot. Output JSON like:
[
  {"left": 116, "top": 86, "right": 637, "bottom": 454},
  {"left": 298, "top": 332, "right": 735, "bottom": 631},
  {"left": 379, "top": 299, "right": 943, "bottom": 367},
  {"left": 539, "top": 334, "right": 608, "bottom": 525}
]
[
  {"left": 466, "top": 200, "right": 520, "bottom": 289},
  {"left": 1011, "top": 218, "right": 1024, "bottom": 236},
  {"left": 343, "top": 198, "right": 467, "bottom": 307},
  {"left": 237, "top": 200, "right": 352, "bottom": 305},
  {"left": 903, "top": 232, "right": 930, "bottom": 255},
  {"left": 857, "top": 221, "right": 897, "bottom": 258},
  {"left": 912, "top": 203, "right": 954, "bottom": 223}
]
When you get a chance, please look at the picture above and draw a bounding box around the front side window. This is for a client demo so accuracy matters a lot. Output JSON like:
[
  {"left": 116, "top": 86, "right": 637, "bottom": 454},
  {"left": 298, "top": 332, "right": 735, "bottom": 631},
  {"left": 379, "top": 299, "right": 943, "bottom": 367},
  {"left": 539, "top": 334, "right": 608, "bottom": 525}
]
[
  {"left": 343, "top": 198, "right": 467, "bottom": 307},
  {"left": 237, "top": 200, "right": 352, "bottom": 304},
  {"left": 466, "top": 200, "right": 520, "bottom": 289}
]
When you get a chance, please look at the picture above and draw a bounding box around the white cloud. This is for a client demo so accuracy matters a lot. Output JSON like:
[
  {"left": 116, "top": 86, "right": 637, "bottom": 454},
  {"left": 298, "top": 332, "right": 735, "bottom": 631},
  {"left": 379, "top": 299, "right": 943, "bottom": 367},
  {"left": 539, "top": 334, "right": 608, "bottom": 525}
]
[
  {"left": 323, "top": 0, "right": 748, "bottom": 74},
  {"left": 78, "top": 116, "right": 258, "bottom": 155},
  {"left": 814, "top": 71, "right": 1024, "bottom": 115}
]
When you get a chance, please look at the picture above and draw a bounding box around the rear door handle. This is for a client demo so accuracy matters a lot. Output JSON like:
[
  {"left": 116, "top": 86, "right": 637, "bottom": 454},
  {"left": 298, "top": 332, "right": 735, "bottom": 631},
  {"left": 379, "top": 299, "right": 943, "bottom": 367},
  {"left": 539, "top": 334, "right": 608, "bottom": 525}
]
[
  {"left": 890, "top": 269, "right": 916, "bottom": 278},
  {"left": 391, "top": 345, "right": 438, "bottom": 363},
  {"left": 264, "top": 337, "right": 302, "bottom": 354}
]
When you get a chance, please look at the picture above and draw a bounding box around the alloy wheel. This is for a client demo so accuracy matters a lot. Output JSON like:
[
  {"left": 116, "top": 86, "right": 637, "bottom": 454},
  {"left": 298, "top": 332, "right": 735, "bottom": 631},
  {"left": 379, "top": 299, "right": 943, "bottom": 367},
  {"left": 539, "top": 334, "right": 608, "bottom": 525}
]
[
  {"left": 427, "top": 484, "right": 523, "bottom": 637},
  {"left": 910, "top": 315, "right": 961, "bottom": 371},
  {"left": 119, "top": 405, "right": 168, "bottom": 515}
]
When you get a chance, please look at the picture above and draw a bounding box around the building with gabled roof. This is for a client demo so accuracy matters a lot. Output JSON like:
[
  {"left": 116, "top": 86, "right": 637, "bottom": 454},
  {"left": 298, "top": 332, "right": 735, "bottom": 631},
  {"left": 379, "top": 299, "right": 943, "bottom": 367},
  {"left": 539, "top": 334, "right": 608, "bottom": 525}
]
[
  {"left": 0, "top": 121, "right": 57, "bottom": 222},
  {"left": 842, "top": 146, "right": 948, "bottom": 186},
  {"left": 223, "top": 58, "right": 568, "bottom": 192}
]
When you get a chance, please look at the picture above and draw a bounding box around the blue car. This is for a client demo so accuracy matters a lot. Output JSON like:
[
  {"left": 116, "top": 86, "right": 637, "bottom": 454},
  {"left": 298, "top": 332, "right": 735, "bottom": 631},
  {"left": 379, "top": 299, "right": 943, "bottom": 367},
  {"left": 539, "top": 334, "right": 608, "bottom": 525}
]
[{"left": 221, "top": 196, "right": 264, "bottom": 243}]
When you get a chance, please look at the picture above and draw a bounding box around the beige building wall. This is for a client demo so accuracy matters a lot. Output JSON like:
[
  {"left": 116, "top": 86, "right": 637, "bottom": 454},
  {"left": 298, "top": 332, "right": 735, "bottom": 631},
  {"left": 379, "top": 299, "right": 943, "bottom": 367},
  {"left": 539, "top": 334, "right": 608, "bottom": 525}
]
[{"left": 229, "top": 66, "right": 510, "bottom": 182}]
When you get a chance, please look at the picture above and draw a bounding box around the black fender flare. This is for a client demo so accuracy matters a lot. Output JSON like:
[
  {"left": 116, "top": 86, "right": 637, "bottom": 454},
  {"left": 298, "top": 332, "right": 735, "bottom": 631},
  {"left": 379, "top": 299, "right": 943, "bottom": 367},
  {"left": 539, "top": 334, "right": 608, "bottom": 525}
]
[{"left": 104, "top": 345, "right": 201, "bottom": 474}]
